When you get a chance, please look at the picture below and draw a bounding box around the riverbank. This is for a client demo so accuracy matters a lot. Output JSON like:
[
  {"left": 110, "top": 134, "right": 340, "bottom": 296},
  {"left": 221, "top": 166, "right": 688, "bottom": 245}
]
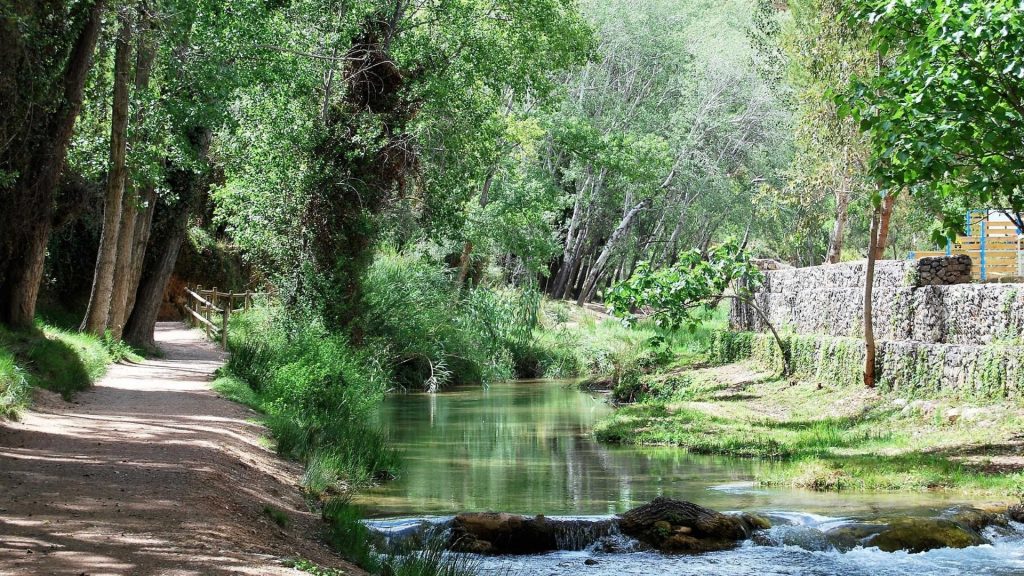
[{"left": 593, "top": 358, "right": 1024, "bottom": 498}]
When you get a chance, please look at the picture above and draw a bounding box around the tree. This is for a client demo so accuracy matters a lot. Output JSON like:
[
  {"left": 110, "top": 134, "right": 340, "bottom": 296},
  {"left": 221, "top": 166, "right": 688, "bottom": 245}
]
[
  {"left": 81, "top": 6, "right": 134, "bottom": 335},
  {"left": 0, "top": 0, "right": 105, "bottom": 328},
  {"left": 217, "top": 0, "right": 594, "bottom": 330},
  {"left": 777, "top": 0, "right": 876, "bottom": 265},
  {"left": 847, "top": 0, "right": 1024, "bottom": 232},
  {"left": 863, "top": 202, "right": 880, "bottom": 388}
]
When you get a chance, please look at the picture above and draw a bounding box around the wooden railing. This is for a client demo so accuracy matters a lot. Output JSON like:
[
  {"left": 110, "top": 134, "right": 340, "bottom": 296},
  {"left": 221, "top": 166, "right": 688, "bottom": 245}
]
[{"left": 183, "top": 285, "right": 263, "bottom": 348}]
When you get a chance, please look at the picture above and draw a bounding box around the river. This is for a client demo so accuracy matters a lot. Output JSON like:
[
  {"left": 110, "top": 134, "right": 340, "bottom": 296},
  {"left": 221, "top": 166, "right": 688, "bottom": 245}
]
[{"left": 356, "top": 379, "right": 1024, "bottom": 575}]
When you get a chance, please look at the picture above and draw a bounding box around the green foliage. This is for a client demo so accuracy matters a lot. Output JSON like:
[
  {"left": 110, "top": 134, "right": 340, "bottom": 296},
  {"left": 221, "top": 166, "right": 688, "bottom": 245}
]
[
  {"left": 322, "top": 500, "right": 479, "bottom": 576},
  {"left": 262, "top": 505, "right": 289, "bottom": 528},
  {"left": 363, "top": 251, "right": 541, "bottom": 389},
  {"left": 607, "top": 240, "right": 763, "bottom": 331},
  {"left": 220, "top": 307, "right": 399, "bottom": 495},
  {"left": 0, "top": 319, "right": 117, "bottom": 409},
  {"left": 0, "top": 350, "right": 29, "bottom": 419},
  {"left": 845, "top": 0, "right": 1024, "bottom": 233}
]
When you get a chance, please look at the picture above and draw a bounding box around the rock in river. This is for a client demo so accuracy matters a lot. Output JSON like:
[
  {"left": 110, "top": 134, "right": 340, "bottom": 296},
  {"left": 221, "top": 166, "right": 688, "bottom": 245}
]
[
  {"left": 868, "top": 518, "right": 987, "bottom": 553},
  {"left": 617, "top": 497, "right": 770, "bottom": 553}
]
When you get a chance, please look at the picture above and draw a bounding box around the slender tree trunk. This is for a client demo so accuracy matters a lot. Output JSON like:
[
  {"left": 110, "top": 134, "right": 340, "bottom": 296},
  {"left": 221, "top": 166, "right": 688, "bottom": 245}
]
[
  {"left": 577, "top": 198, "right": 651, "bottom": 305},
  {"left": 456, "top": 172, "right": 494, "bottom": 286},
  {"left": 123, "top": 130, "right": 211, "bottom": 351},
  {"left": 122, "top": 211, "right": 187, "bottom": 352},
  {"left": 825, "top": 187, "right": 849, "bottom": 264},
  {"left": 863, "top": 206, "right": 880, "bottom": 388},
  {"left": 551, "top": 193, "right": 585, "bottom": 297},
  {"left": 0, "top": 0, "right": 105, "bottom": 328},
  {"left": 109, "top": 10, "right": 156, "bottom": 339},
  {"left": 124, "top": 184, "right": 157, "bottom": 316},
  {"left": 874, "top": 192, "right": 896, "bottom": 260},
  {"left": 82, "top": 8, "right": 133, "bottom": 335}
]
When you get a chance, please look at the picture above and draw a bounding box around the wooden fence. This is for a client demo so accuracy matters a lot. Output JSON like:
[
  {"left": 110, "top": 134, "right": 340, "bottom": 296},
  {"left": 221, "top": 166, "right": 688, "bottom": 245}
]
[
  {"left": 183, "top": 285, "right": 262, "bottom": 348},
  {"left": 909, "top": 220, "right": 1022, "bottom": 281}
]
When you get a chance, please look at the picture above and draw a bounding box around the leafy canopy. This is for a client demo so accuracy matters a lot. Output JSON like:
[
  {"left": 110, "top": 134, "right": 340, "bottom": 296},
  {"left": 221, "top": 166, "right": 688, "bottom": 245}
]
[
  {"left": 606, "top": 240, "right": 763, "bottom": 331},
  {"left": 844, "top": 0, "right": 1024, "bottom": 230}
]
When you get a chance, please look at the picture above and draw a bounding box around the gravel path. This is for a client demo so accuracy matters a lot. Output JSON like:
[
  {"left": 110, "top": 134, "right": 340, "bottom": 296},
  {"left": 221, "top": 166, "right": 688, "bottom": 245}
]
[{"left": 0, "top": 322, "right": 360, "bottom": 576}]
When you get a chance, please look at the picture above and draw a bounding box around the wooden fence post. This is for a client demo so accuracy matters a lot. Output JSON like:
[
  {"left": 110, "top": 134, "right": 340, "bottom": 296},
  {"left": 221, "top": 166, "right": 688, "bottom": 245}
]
[{"left": 221, "top": 306, "right": 229, "bottom": 348}]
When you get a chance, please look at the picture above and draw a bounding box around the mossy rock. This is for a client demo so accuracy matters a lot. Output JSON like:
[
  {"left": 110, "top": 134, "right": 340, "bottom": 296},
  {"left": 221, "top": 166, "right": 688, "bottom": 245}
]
[
  {"left": 868, "top": 518, "right": 986, "bottom": 553},
  {"left": 1008, "top": 503, "right": 1024, "bottom": 523},
  {"left": 824, "top": 523, "right": 887, "bottom": 552},
  {"left": 949, "top": 507, "right": 1008, "bottom": 532},
  {"left": 617, "top": 497, "right": 768, "bottom": 553}
]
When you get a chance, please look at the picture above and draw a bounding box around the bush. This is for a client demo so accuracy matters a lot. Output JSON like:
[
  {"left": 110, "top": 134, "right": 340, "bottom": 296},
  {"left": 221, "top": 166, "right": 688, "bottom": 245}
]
[
  {"left": 362, "top": 250, "right": 540, "bottom": 389},
  {"left": 220, "top": 307, "right": 399, "bottom": 496},
  {"left": 0, "top": 350, "right": 29, "bottom": 418}
]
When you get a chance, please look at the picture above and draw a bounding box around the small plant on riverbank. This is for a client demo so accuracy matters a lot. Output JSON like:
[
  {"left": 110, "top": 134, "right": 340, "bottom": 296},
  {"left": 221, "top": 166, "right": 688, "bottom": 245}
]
[{"left": 322, "top": 500, "right": 480, "bottom": 576}]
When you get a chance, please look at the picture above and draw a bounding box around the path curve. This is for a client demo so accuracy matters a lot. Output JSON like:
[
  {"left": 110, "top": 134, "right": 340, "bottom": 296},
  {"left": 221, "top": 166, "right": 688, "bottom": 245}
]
[{"left": 0, "top": 322, "right": 359, "bottom": 575}]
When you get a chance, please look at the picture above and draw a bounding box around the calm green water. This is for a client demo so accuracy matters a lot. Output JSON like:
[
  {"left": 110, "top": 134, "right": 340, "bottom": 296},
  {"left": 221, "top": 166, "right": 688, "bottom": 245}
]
[{"left": 356, "top": 380, "right": 970, "bottom": 518}]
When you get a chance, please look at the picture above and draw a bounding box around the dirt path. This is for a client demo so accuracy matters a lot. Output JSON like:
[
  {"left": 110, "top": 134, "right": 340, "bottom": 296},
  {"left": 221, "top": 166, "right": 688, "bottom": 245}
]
[{"left": 0, "top": 322, "right": 361, "bottom": 576}]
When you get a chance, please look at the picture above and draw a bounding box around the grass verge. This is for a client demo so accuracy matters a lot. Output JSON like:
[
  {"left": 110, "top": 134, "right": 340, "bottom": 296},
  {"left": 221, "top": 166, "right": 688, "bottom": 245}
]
[
  {"left": 0, "top": 318, "right": 141, "bottom": 416},
  {"left": 593, "top": 360, "right": 1024, "bottom": 497}
]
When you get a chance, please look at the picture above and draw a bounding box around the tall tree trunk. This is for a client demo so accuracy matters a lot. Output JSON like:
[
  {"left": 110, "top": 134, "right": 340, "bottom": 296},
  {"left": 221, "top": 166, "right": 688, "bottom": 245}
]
[
  {"left": 122, "top": 206, "right": 187, "bottom": 352},
  {"left": 82, "top": 8, "right": 133, "bottom": 335},
  {"left": 0, "top": 0, "right": 105, "bottom": 328},
  {"left": 123, "top": 130, "right": 212, "bottom": 351},
  {"left": 825, "top": 187, "right": 849, "bottom": 264},
  {"left": 874, "top": 192, "right": 896, "bottom": 260},
  {"left": 577, "top": 198, "right": 651, "bottom": 305},
  {"left": 109, "top": 8, "right": 157, "bottom": 339},
  {"left": 863, "top": 206, "right": 880, "bottom": 388},
  {"left": 551, "top": 192, "right": 585, "bottom": 298}
]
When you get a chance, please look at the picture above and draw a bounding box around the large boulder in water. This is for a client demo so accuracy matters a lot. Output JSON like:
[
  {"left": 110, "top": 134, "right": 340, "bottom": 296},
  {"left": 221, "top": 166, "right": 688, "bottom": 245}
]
[
  {"left": 824, "top": 523, "right": 887, "bottom": 552},
  {"left": 617, "top": 497, "right": 769, "bottom": 553},
  {"left": 449, "top": 513, "right": 557, "bottom": 554},
  {"left": 868, "top": 518, "right": 986, "bottom": 553},
  {"left": 448, "top": 513, "right": 619, "bottom": 554}
]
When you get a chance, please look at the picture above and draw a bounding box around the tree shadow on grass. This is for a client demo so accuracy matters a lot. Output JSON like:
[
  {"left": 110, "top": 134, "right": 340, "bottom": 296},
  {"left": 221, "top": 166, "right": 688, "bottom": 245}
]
[{"left": 0, "top": 326, "right": 93, "bottom": 400}]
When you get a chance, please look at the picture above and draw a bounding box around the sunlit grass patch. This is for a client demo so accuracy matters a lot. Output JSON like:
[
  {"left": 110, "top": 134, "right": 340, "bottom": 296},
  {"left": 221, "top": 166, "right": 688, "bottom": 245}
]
[
  {"left": 0, "top": 320, "right": 129, "bottom": 404},
  {"left": 759, "top": 455, "right": 1024, "bottom": 495}
]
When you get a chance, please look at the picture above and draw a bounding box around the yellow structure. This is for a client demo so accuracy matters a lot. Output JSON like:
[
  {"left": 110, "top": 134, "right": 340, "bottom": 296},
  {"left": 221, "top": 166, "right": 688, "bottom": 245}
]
[{"left": 909, "top": 210, "right": 1023, "bottom": 281}]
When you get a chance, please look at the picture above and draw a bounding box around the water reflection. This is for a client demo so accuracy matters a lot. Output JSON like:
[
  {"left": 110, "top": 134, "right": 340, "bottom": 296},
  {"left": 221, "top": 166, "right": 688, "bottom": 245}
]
[{"left": 357, "top": 380, "right": 978, "bottom": 518}]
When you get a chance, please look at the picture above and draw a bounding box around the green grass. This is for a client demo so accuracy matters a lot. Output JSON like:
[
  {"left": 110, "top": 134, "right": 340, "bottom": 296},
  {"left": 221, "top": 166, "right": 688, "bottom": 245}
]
[
  {"left": 322, "top": 500, "right": 480, "bottom": 576},
  {"left": 262, "top": 505, "right": 289, "bottom": 527},
  {"left": 759, "top": 455, "right": 1024, "bottom": 496},
  {"left": 0, "top": 349, "right": 29, "bottom": 418},
  {"left": 0, "top": 319, "right": 138, "bottom": 409},
  {"left": 215, "top": 307, "right": 400, "bottom": 499},
  {"left": 589, "top": 348, "right": 1024, "bottom": 496}
]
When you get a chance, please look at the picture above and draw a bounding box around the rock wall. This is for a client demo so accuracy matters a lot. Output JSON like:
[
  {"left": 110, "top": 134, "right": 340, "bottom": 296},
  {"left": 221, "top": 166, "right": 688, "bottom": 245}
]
[
  {"left": 709, "top": 331, "right": 1024, "bottom": 400},
  {"left": 726, "top": 257, "right": 1024, "bottom": 398},
  {"left": 732, "top": 258, "right": 1024, "bottom": 345}
]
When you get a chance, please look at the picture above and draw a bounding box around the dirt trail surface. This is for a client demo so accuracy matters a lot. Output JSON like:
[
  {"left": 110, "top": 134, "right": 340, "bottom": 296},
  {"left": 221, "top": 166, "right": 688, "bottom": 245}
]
[{"left": 0, "top": 323, "right": 361, "bottom": 576}]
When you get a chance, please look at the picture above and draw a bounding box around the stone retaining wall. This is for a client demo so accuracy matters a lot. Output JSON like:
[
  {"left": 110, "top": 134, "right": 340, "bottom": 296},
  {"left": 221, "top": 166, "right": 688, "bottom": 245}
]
[
  {"left": 710, "top": 331, "right": 1024, "bottom": 399},
  {"left": 727, "top": 257, "right": 1024, "bottom": 398},
  {"left": 732, "top": 258, "right": 1024, "bottom": 345}
]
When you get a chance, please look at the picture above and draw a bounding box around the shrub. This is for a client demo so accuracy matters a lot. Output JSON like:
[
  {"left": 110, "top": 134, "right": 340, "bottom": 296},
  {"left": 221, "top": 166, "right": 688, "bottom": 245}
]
[
  {"left": 221, "top": 307, "right": 398, "bottom": 495},
  {"left": 0, "top": 350, "right": 29, "bottom": 418},
  {"left": 362, "top": 250, "right": 540, "bottom": 389}
]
